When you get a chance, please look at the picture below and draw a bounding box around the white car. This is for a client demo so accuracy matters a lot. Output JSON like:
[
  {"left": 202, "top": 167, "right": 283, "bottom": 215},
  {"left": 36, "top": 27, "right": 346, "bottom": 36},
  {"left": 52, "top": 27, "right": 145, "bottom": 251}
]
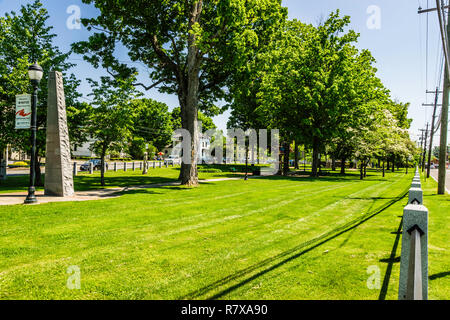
[{"left": 164, "top": 155, "right": 181, "bottom": 166}]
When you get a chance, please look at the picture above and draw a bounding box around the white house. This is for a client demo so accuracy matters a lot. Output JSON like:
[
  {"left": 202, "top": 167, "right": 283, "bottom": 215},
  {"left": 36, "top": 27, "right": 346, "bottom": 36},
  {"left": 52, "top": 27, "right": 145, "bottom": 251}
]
[
  {"left": 163, "top": 132, "right": 211, "bottom": 163},
  {"left": 72, "top": 138, "right": 97, "bottom": 158},
  {"left": 71, "top": 136, "right": 128, "bottom": 159}
]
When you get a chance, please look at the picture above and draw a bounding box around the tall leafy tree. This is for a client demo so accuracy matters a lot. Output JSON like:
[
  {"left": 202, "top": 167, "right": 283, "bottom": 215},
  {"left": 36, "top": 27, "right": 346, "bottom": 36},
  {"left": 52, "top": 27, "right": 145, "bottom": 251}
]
[
  {"left": 72, "top": 0, "right": 287, "bottom": 186},
  {"left": 67, "top": 102, "right": 94, "bottom": 152},
  {"left": 0, "top": 0, "right": 80, "bottom": 185},
  {"left": 171, "top": 107, "right": 217, "bottom": 132},
  {"left": 87, "top": 76, "right": 140, "bottom": 186},
  {"left": 258, "top": 13, "right": 364, "bottom": 176},
  {"left": 131, "top": 98, "right": 173, "bottom": 151}
]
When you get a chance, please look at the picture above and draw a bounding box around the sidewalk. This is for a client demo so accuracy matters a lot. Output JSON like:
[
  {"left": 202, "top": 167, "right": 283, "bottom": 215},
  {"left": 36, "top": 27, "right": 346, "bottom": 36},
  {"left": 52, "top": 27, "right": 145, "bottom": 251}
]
[
  {"left": 429, "top": 169, "right": 450, "bottom": 194},
  {"left": 0, "top": 177, "right": 243, "bottom": 206}
]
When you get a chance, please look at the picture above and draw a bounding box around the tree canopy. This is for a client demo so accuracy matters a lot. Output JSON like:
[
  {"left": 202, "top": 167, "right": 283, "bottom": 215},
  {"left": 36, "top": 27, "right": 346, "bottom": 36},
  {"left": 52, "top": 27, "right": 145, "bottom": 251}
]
[{"left": 72, "top": 0, "right": 287, "bottom": 185}]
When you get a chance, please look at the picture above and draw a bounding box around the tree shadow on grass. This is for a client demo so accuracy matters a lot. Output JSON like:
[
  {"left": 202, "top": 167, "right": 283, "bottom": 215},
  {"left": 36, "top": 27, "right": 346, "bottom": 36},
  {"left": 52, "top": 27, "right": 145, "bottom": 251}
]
[
  {"left": 74, "top": 176, "right": 179, "bottom": 192},
  {"left": 256, "top": 174, "right": 361, "bottom": 184},
  {"left": 115, "top": 189, "right": 162, "bottom": 196},
  {"left": 180, "top": 186, "right": 410, "bottom": 300},
  {"left": 429, "top": 271, "right": 450, "bottom": 280},
  {"left": 344, "top": 197, "right": 399, "bottom": 201},
  {"left": 378, "top": 217, "right": 403, "bottom": 300}
]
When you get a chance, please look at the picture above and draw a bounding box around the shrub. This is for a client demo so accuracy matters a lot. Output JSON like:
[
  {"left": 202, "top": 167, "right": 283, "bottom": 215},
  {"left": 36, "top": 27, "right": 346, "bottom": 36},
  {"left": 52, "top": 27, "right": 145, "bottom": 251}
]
[
  {"left": 10, "top": 161, "right": 29, "bottom": 167},
  {"left": 198, "top": 168, "right": 223, "bottom": 173}
]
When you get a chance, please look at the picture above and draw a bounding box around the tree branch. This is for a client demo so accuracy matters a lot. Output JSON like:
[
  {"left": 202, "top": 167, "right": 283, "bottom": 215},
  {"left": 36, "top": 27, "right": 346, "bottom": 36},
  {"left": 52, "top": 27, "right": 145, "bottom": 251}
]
[
  {"left": 133, "top": 79, "right": 167, "bottom": 91},
  {"left": 150, "top": 34, "right": 179, "bottom": 75}
]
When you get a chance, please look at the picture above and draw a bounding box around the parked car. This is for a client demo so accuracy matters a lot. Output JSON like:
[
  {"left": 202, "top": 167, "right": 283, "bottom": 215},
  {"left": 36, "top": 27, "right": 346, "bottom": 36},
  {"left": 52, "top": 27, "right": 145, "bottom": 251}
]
[
  {"left": 80, "top": 159, "right": 108, "bottom": 171},
  {"left": 164, "top": 155, "right": 181, "bottom": 165}
]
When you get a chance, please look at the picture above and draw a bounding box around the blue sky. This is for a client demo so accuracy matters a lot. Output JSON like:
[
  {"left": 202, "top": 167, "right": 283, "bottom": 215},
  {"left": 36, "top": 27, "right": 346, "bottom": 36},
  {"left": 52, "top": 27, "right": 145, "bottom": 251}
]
[{"left": 1, "top": 0, "right": 447, "bottom": 147}]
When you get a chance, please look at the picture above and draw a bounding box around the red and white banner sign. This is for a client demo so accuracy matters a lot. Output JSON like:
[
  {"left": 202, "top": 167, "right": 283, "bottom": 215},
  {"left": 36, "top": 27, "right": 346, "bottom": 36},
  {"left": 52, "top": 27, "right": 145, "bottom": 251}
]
[{"left": 15, "top": 94, "right": 31, "bottom": 129}]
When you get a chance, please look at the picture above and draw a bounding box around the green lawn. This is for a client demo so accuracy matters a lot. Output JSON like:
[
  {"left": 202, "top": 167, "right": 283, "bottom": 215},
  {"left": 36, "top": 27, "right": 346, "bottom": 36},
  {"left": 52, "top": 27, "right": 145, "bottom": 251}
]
[
  {"left": 421, "top": 172, "right": 450, "bottom": 300},
  {"left": 0, "top": 165, "right": 245, "bottom": 194},
  {"left": 0, "top": 169, "right": 448, "bottom": 299}
]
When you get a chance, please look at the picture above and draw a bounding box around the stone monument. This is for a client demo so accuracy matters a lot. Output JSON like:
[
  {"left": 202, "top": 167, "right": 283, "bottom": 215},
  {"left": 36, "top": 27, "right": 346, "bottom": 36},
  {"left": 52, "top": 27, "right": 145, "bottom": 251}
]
[{"left": 44, "top": 71, "right": 74, "bottom": 197}]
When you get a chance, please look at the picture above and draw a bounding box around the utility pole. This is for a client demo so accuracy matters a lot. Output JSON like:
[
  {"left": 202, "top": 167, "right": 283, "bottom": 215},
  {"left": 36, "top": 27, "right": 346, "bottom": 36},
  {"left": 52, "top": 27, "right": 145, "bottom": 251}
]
[
  {"left": 422, "top": 123, "right": 430, "bottom": 173},
  {"left": 426, "top": 88, "right": 440, "bottom": 178},
  {"left": 419, "top": 129, "right": 426, "bottom": 170},
  {"left": 439, "top": 3, "right": 450, "bottom": 194},
  {"left": 419, "top": 2, "right": 449, "bottom": 193}
]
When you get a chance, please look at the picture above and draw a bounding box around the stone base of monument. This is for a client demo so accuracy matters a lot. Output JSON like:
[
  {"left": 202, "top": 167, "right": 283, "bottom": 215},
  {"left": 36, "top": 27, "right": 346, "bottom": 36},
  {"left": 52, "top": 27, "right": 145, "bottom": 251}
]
[{"left": 44, "top": 71, "right": 74, "bottom": 197}]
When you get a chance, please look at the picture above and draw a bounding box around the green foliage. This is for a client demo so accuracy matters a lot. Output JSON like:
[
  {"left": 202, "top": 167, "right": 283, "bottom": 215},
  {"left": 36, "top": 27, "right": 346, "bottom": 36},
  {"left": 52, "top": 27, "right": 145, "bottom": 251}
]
[
  {"left": 72, "top": 0, "right": 287, "bottom": 184},
  {"left": 228, "top": 10, "right": 418, "bottom": 176},
  {"left": 130, "top": 98, "right": 173, "bottom": 151},
  {"left": 86, "top": 75, "right": 141, "bottom": 185},
  {"left": 0, "top": 0, "right": 80, "bottom": 156},
  {"left": 67, "top": 102, "right": 94, "bottom": 149},
  {"left": 171, "top": 107, "right": 217, "bottom": 132},
  {"left": 127, "top": 137, "right": 157, "bottom": 160},
  {"left": 127, "top": 137, "right": 146, "bottom": 160}
]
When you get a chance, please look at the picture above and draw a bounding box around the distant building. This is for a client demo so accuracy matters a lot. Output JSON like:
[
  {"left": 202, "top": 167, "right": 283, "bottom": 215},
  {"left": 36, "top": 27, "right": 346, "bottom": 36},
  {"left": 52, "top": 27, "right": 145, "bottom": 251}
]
[
  {"left": 10, "top": 147, "right": 29, "bottom": 161},
  {"left": 163, "top": 132, "right": 211, "bottom": 163},
  {"left": 71, "top": 136, "right": 128, "bottom": 159},
  {"left": 72, "top": 138, "right": 97, "bottom": 158}
]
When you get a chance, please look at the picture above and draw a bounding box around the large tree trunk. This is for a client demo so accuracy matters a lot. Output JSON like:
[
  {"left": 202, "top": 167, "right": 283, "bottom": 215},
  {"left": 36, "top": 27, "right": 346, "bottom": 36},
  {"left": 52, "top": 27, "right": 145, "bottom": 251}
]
[
  {"left": 277, "top": 151, "right": 283, "bottom": 175},
  {"left": 360, "top": 161, "right": 364, "bottom": 180},
  {"left": 35, "top": 152, "right": 43, "bottom": 187},
  {"left": 386, "top": 159, "right": 390, "bottom": 171},
  {"left": 100, "top": 145, "right": 107, "bottom": 187},
  {"left": 364, "top": 161, "right": 367, "bottom": 178},
  {"left": 294, "top": 141, "right": 299, "bottom": 170},
  {"left": 179, "top": 96, "right": 199, "bottom": 186},
  {"left": 382, "top": 159, "right": 386, "bottom": 177},
  {"left": 311, "top": 138, "right": 320, "bottom": 177},
  {"left": 331, "top": 157, "right": 336, "bottom": 171},
  {"left": 178, "top": 2, "right": 202, "bottom": 186},
  {"left": 283, "top": 141, "right": 289, "bottom": 176},
  {"left": 340, "top": 157, "right": 346, "bottom": 174}
]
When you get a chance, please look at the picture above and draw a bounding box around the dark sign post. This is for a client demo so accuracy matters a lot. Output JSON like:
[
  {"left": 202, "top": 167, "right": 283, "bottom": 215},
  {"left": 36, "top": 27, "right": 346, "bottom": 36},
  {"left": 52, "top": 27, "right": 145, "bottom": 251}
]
[{"left": 24, "top": 63, "right": 43, "bottom": 204}]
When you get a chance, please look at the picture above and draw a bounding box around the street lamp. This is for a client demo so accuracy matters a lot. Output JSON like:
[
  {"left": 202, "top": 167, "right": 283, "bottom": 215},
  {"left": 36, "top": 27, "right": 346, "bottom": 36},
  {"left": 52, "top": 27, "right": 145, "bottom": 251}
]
[{"left": 24, "top": 62, "right": 43, "bottom": 204}]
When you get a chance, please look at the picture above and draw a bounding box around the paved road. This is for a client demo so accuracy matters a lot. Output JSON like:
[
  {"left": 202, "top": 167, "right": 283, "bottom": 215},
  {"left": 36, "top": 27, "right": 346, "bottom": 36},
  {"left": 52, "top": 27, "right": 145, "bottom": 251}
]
[{"left": 430, "top": 169, "right": 450, "bottom": 194}]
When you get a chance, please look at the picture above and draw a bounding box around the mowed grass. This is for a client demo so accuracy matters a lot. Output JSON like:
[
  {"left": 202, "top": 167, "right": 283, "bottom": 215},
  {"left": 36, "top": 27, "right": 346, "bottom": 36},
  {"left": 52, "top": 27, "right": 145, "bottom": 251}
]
[
  {"left": 421, "top": 172, "right": 450, "bottom": 300},
  {"left": 0, "top": 169, "right": 448, "bottom": 300}
]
